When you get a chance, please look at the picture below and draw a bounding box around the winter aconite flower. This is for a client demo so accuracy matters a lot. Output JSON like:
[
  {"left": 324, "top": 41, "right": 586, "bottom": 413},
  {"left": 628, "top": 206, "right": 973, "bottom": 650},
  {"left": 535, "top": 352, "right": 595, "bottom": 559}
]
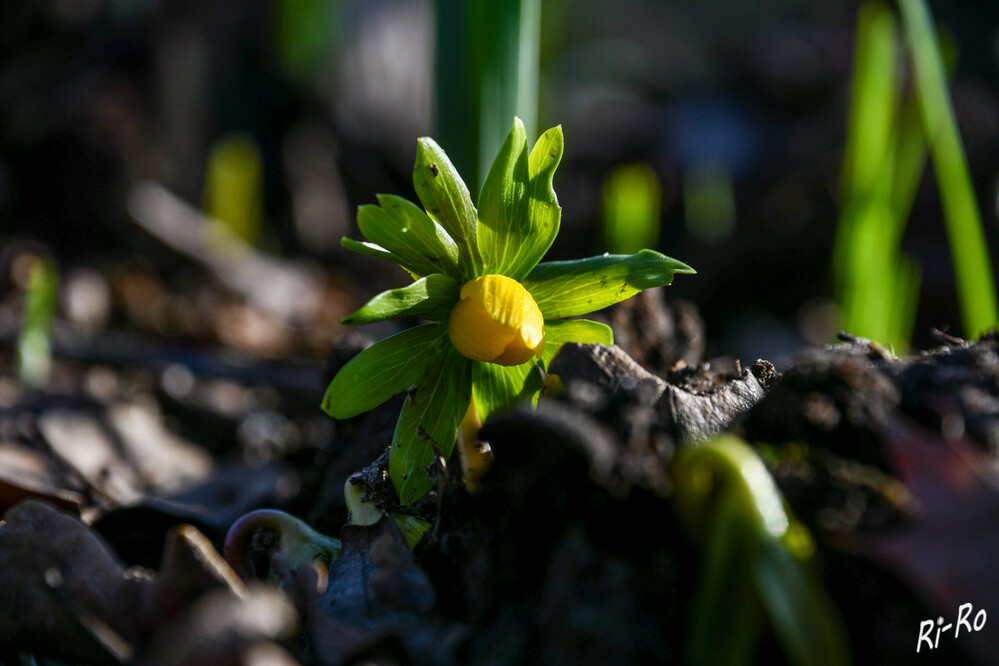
[
  {"left": 448, "top": 275, "right": 545, "bottom": 365},
  {"left": 323, "top": 118, "right": 694, "bottom": 505}
]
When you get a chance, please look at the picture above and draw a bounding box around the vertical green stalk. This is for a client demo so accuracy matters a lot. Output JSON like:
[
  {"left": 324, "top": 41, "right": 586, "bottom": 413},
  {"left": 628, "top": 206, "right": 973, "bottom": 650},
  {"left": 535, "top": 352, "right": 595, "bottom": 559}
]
[
  {"left": 435, "top": 0, "right": 541, "bottom": 190},
  {"left": 897, "top": 0, "right": 998, "bottom": 338}
]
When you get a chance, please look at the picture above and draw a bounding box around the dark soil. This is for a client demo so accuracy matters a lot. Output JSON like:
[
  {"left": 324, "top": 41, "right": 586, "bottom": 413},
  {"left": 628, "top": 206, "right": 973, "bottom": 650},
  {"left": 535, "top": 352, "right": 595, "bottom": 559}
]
[{"left": 2, "top": 292, "right": 998, "bottom": 665}]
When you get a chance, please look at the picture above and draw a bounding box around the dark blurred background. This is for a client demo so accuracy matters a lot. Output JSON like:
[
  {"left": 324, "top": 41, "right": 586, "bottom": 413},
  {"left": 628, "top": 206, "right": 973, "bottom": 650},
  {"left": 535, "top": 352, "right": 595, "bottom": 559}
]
[{"left": 2, "top": 0, "right": 999, "bottom": 365}]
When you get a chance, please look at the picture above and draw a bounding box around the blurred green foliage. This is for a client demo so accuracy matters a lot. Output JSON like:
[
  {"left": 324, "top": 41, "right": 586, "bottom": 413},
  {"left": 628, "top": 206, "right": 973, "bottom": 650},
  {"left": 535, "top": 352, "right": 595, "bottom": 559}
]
[
  {"left": 835, "top": 0, "right": 998, "bottom": 349},
  {"left": 435, "top": 0, "right": 541, "bottom": 190}
]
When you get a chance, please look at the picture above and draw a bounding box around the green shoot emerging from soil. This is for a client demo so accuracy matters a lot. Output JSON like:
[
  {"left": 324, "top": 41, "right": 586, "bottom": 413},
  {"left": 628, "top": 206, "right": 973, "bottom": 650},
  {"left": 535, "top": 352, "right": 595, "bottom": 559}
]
[
  {"left": 672, "top": 435, "right": 851, "bottom": 665},
  {"left": 323, "top": 118, "right": 694, "bottom": 505}
]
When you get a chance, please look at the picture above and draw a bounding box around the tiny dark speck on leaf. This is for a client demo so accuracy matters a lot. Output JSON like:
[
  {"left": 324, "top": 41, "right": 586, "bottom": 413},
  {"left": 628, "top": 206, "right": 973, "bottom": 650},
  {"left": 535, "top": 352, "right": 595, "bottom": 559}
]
[{"left": 429, "top": 163, "right": 439, "bottom": 177}]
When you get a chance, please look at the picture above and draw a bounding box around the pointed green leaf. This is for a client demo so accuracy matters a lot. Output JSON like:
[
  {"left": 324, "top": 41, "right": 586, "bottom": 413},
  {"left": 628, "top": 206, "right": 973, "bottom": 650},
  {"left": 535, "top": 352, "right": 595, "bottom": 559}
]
[
  {"left": 321, "top": 323, "right": 445, "bottom": 419},
  {"left": 370, "top": 194, "right": 461, "bottom": 277},
  {"left": 357, "top": 205, "right": 446, "bottom": 278},
  {"left": 341, "top": 274, "right": 459, "bottom": 325},
  {"left": 413, "top": 137, "right": 482, "bottom": 277},
  {"left": 541, "top": 318, "right": 613, "bottom": 370},
  {"left": 390, "top": 348, "right": 472, "bottom": 505},
  {"left": 477, "top": 118, "right": 530, "bottom": 274},
  {"left": 525, "top": 249, "right": 695, "bottom": 319},
  {"left": 505, "top": 125, "right": 565, "bottom": 279},
  {"left": 341, "top": 237, "right": 420, "bottom": 279},
  {"left": 472, "top": 360, "right": 543, "bottom": 425}
]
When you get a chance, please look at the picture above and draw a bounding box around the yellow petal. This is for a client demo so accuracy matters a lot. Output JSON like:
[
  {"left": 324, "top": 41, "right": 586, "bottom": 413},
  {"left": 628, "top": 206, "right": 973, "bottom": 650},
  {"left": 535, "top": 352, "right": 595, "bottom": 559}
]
[{"left": 448, "top": 274, "right": 545, "bottom": 366}]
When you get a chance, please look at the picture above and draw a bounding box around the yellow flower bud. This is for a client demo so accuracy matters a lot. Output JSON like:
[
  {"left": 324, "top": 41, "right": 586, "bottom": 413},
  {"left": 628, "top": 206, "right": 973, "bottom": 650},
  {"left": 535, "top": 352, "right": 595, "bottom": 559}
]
[{"left": 448, "top": 274, "right": 545, "bottom": 365}]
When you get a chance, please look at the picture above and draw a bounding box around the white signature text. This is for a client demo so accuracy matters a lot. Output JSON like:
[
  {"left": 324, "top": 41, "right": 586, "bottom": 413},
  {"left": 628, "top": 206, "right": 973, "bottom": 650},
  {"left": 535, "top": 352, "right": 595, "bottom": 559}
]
[{"left": 917, "top": 603, "right": 987, "bottom": 653}]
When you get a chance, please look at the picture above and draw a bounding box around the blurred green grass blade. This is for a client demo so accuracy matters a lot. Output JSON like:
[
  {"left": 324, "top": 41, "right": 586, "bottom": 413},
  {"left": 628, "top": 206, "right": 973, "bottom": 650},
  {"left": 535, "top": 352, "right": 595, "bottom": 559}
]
[
  {"left": 888, "top": 92, "right": 929, "bottom": 227},
  {"left": 888, "top": 253, "right": 922, "bottom": 353},
  {"left": 603, "top": 163, "right": 661, "bottom": 254},
  {"left": 17, "top": 257, "right": 59, "bottom": 389},
  {"left": 833, "top": 1, "right": 898, "bottom": 345},
  {"left": 834, "top": 1, "right": 924, "bottom": 352},
  {"left": 840, "top": 2, "right": 897, "bottom": 204},
  {"left": 674, "top": 436, "right": 851, "bottom": 665},
  {"left": 897, "top": 0, "right": 998, "bottom": 337},
  {"left": 473, "top": 0, "right": 540, "bottom": 184}
]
